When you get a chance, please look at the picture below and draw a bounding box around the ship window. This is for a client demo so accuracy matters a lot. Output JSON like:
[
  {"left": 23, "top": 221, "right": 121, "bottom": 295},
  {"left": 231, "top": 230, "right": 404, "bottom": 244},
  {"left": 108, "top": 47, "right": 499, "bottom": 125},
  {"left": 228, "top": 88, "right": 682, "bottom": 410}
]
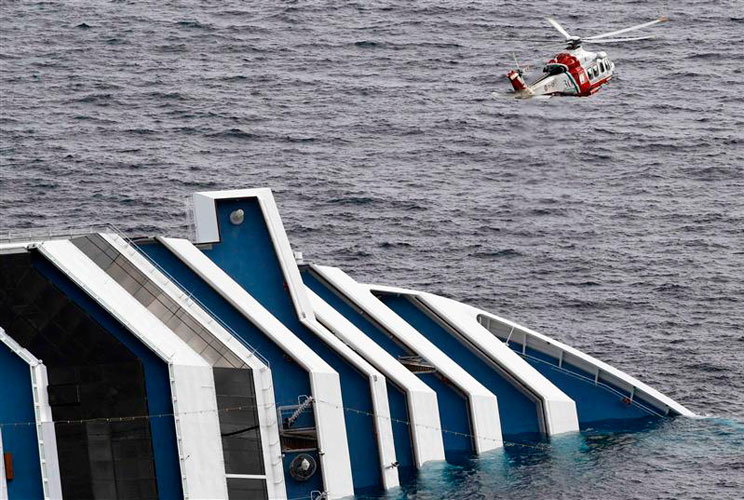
[
  {"left": 69, "top": 235, "right": 267, "bottom": 480},
  {"left": 0, "top": 252, "right": 160, "bottom": 499},
  {"left": 600, "top": 61, "right": 605, "bottom": 73},
  {"left": 215, "top": 368, "right": 266, "bottom": 476},
  {"left": 227, "top": 478, "right": 268, "bottom": 500}
]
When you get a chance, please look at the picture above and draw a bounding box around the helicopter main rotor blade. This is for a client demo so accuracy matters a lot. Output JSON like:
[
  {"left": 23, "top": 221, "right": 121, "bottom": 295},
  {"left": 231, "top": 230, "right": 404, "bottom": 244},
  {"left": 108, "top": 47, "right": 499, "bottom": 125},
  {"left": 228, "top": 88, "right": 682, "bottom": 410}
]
[
  {"left": 585, "top": 17, "right": 667, "bottom": 40},
  {"left": 547, "top": 17, "right": 572, "bottom": 39},
  {"left": 585, "top": 35, "right": 657, "bottom": 43}
]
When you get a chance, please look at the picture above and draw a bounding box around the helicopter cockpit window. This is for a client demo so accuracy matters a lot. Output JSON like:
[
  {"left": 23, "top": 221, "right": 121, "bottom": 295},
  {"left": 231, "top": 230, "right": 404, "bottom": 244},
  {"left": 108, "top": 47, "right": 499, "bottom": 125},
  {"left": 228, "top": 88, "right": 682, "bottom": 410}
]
[{"left": 546, "top": 65, "right": 565, "bottom": 76}]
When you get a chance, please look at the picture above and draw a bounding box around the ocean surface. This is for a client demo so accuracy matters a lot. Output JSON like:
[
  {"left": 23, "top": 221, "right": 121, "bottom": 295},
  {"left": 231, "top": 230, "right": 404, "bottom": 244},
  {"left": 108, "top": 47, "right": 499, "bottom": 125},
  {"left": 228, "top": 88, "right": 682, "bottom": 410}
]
[{"left": 1, "top": 1, "right": 742, "bottom": 498}]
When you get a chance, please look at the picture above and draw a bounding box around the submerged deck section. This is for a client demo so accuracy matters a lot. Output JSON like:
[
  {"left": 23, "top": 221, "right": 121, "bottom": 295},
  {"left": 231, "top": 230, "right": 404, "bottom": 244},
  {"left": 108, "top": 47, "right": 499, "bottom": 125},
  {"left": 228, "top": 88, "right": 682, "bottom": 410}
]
[
  {"left": 306, "top": 265, "right": 503, "bottom": 457},
  {"left": 306, "top": 287, "right": 446, "bottom": 473},
  {"left": 368, "top": 284, "right": 580, "bottom": 438},
  {"left": 477, "top": 308, "right": 694, "bottom": 423}
]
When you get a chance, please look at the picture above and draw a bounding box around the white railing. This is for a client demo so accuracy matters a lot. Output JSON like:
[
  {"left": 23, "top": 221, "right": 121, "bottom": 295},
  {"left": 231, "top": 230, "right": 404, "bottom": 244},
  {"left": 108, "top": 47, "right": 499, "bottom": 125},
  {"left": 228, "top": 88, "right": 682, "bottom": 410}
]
[
  {"left": 477, "top": 314, "right": 667, "bottom": 417},
  {"left": 105, "top": 225, "right": 271, "bottom": 369},
  {"left": 1, "top": 225, "right": 116, "bottom": 243}
]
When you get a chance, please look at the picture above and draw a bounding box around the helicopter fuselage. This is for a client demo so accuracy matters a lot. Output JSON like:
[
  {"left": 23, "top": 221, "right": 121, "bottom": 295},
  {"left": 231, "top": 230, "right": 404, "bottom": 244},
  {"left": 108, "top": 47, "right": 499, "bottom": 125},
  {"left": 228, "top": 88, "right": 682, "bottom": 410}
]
[{"left": 507, "top": 47, "right": 615, "bottom": 98}]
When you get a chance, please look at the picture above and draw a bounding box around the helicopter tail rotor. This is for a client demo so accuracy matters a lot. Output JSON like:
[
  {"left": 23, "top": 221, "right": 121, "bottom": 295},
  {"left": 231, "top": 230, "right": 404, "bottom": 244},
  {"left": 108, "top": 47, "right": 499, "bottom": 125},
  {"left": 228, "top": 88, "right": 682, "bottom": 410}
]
[{"left": 511, "top": 52, "right": 532, "bottom": 76}]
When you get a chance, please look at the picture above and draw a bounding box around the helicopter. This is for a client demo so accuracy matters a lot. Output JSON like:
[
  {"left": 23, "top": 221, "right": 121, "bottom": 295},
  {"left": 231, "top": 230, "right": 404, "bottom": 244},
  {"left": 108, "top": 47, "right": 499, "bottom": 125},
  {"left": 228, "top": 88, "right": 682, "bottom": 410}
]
[{"left": 505, "top": 17, "right": 668, "bottom": 99}]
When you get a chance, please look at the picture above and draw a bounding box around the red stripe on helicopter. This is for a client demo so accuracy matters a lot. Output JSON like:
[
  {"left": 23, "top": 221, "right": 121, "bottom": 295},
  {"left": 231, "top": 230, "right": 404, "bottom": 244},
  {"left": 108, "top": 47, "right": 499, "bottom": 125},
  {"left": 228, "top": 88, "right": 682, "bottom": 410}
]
[
  {"left": 549, "top": 52, "right": 592, "bottom": 95},
  {"left": 589, "top": 76, "right": 612, "bottom": 94}
]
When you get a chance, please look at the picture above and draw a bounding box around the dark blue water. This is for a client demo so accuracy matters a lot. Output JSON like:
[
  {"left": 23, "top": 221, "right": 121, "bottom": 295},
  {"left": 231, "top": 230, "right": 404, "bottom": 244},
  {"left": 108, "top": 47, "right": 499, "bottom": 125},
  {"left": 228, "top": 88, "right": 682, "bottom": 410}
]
[{"left": 1, "top": 1, "right": 742, "bottom": 498}]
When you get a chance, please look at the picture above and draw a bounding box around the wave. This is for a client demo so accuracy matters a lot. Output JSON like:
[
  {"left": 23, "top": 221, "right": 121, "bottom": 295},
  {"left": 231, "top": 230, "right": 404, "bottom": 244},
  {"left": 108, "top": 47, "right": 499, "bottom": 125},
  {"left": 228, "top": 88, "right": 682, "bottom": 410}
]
[
  {"left": 175, "top": 20, "right": 212, "bottom": 30},
  {"left": 206, "top": 128, "right": 259, "bottom": 140}
]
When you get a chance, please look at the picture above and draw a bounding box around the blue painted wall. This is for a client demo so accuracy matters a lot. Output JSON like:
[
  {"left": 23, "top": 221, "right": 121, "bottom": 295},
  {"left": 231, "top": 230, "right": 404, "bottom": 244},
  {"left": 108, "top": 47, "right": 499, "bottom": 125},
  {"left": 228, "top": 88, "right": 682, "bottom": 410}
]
[
  {"left": 504, "top": 343, "right": 657, "bottom": 426},
  {"left": 200, "top": 198, "right": 383, "bottom": 493},
  {"left": 417, "top": 372, "right": 472, "bottom": 460},
  {"left": 282, "top": 451, "right": 323, "bottom": 493},
  {"left": 33, "top": 257, "right": 183, "bottom": 500},
  {"left": 302, "top": 269, "right": 475, "bottom": 461},
  {"left": 0, "top": 342, "right": 44, "bottom": 500},
  {"left": 376, "top": 294, "right": 541, "bottom": 440},
  {"left": 385, "top": 380, "right": 415, "bottom": 481},
  {"left": 140, "top": 242, "right": 319, "bottom": 500}
]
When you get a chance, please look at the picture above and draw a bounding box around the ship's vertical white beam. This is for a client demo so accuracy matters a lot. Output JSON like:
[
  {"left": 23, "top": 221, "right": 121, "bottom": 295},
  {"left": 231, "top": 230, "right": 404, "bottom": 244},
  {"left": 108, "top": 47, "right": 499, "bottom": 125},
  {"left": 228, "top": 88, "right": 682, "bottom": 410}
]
[
  {"left": 308, "top": 289, "right": 446, "bottom": 468},
  {"left": 192, "top": 192, "right": 221, "bottom": 244},
  {"left": 312, "top": 265, "right": 503, "bottom": 454},
  {"left": 0, "top": 427, "right": 7, "bottom": 500},
  {"left": 243, "top": 190, "right": 399, "bottom": 488},
  {"left": 0, "top": 327, "right": 63, "bottom": 500},
  {"left": 365, "top": 286, "right": 581, "bottom": 436},
  {"left": 159, "top": 237, "right": 355, "bottom": 499},
  {"left": 102, "top": 232, "right": 287, "bottom": 499},
  {"left": 31, "top": 364, "right": 63, "bottom": 500},
  {"left": 191, "top": 188, "right": 402, "bottom": 490}
]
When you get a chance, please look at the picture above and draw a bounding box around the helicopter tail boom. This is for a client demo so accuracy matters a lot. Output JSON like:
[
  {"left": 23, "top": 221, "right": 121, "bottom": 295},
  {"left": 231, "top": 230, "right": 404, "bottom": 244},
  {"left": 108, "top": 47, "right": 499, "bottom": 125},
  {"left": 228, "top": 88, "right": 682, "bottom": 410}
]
[{"left": 507, "top": 69, "right": 527, "bottom": 91}]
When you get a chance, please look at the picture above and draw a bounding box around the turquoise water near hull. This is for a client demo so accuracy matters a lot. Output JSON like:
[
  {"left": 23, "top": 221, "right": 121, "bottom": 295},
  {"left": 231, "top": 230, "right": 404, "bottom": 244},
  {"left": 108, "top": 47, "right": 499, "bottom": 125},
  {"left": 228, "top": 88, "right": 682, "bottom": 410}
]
[{"left": 371, "top": 418, "right": 744, "bottom": 500}]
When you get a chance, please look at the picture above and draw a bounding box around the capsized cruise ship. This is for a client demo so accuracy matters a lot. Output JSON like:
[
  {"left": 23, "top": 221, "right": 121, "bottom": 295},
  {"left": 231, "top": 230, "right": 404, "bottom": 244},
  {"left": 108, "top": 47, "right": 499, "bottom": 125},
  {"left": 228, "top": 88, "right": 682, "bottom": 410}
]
[{"left": 0, "top": 188, "right": 694, "bottom": 500}]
